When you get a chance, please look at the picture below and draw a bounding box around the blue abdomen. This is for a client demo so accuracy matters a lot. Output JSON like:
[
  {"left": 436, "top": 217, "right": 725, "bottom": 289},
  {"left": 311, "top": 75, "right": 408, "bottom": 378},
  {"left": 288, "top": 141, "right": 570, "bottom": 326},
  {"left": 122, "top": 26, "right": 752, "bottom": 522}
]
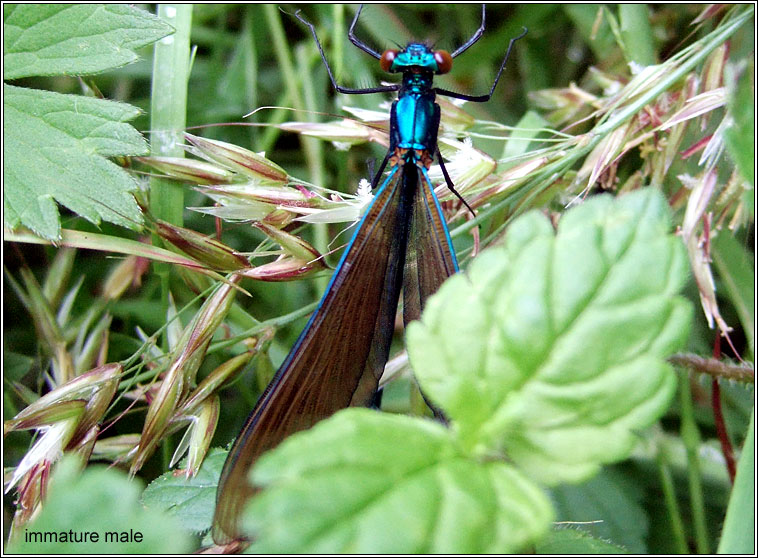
[{"left": 392, "top": 94, "right": 437, "bottom": 151}]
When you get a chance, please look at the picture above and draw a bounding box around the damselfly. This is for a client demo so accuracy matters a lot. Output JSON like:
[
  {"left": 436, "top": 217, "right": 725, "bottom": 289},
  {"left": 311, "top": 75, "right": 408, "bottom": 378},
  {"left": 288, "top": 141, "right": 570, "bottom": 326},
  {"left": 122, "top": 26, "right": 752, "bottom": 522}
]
[{"left": 213, "top": 5, "right": 525, "bottom": 544}]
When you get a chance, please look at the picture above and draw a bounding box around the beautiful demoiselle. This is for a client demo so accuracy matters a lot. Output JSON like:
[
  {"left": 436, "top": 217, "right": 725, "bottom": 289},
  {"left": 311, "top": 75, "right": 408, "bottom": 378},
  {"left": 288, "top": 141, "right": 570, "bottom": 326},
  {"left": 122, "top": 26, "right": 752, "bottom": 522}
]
[{"left": 213, "top": 6, "right": 525, "bottom": 544}]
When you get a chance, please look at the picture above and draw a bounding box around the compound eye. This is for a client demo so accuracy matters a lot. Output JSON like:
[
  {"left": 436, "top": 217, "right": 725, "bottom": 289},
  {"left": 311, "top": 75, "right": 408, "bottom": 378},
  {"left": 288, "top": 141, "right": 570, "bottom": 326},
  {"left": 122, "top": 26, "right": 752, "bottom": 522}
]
[
  {"left": 433, "top": 50, "right": 453, "bottom": 74},
  {"left": 380, "top": 49, "right": 398, "bottom": 72}
]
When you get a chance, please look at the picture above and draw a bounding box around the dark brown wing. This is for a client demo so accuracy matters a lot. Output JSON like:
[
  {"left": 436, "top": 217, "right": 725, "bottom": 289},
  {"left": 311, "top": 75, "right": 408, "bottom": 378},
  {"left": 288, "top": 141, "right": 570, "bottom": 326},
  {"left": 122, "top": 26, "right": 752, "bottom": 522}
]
[
  {"left": 213, "top": 166, "right": 410, "bottom": 544},
  {"left": 403, "top": 165, "right": 458, "bottom": 325}
]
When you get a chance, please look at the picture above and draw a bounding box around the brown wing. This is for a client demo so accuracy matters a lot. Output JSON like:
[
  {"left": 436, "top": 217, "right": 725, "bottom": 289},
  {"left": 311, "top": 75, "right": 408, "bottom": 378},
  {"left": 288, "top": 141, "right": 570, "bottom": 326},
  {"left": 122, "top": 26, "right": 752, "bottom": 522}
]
[
  {"left": 213, "top": 166, "right": 410, "bottom": 544},
  {"left": 403, "top": 165, "right": 458, "bottom": 325}
]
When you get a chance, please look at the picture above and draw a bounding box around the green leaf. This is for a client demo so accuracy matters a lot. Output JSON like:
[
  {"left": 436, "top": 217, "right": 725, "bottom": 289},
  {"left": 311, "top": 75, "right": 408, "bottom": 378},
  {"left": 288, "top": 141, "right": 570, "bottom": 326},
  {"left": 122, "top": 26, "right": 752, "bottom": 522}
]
[
  {"left": 535, "top": 527, "right": 627, "bottom": 554},
  {"left": 563, "top": 5, "right": 615, "bottom": 61},
  {"left": 618, "top": 5, "right": 656, "bottom": 66},
  {"left": 503, "top": 110, "right": 550, "bottom": 161},
  {"left": 142, "top": 447, "right": 226, "bottom": 534},
  {"left": 6, "top": 456, "right": 192, "bottom": 554},
  {"left": 407, "top": 189, "right": 691, "bottom": 484},
  {"left": 3, "top": 84, "right": 147, "bottom": 240},
  {"left": 718, "top": 410, "right": 755, "bottom": 554},
  {"left": 3, "top": 350, "right": 35, "bottom": 383},
  {"left": 3, "top": 4, "right": 174, "bottom": 80},
  {"left": 3, "top": 352, "right": 37, "bottom": 422},
  {"left": 243, "top": 409, "right": 552, "bottom": 553},
  {"left": 550, "top": 467, "right": 648, "bottom": 553},
  {"left": 710, "top": 232, "right": 755, "bottom": 358},
  {"left": 724, "top": 60, "right": 754, "bottom": 189}
]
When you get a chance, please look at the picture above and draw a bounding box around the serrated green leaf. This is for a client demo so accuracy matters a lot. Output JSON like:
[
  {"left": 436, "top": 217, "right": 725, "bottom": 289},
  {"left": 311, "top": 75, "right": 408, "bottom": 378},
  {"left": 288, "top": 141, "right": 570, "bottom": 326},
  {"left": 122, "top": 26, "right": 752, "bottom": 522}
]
[
  {"left": 3, "top": 4, "right": 174, "bottom": 80},
  {"left": 407, "top": 189, "right": 691, "bottom": 485},
  {"left": 243, "top": 409, "right": 552, "bottom": 554},
  {"left": 724, "top": 61, "right": 754, "bottom": 189},
  {"left": 550, "top": 467, "right": 648, "bottom": 553},
  {"left": 3, "top": 84, "right": 146, "bottom": 240},
  {"left": 6, "top": 456, "right": 192, "bottom": 554},
  {"left": 535, "top": 527, "right": 627, "bottom": 554},
  {"left": 142, "top": 447, "right": 226, "bottom": 534}
]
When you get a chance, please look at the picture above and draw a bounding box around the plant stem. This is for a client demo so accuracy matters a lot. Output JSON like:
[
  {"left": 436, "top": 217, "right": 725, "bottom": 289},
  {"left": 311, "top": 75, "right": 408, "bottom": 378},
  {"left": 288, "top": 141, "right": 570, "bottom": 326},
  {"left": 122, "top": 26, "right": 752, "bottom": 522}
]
[
  {"left": 679, "top": 371, "right": 710, "bottom": 553},
  {"left": 668, "top": 353, "right": 754, "bottom": 383},
  {"left": 711, "top": 379, "right": 737, "bottom": 482},
  {"left": 149, "top": 4, "right": 193, "bottom": 322},
  {"left": 331, "top": 5, "right": 345, "bottom": 92},
  {"left": 150, "top": 5, "right": 193, "bottom": 227},
  {"left": 655, "top": 431, "right": 689, "bottom": 553},
  {"left": 241, "top": 6, "right": 259, "bottom": 146}
]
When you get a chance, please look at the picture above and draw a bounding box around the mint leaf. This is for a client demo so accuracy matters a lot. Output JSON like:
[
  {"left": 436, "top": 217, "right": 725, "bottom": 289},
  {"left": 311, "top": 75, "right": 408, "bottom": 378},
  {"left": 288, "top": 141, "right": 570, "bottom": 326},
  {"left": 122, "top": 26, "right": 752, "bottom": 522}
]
[
  {"left": 3, "top": 84, "right": 147, "bottom": 240},
  {"left": 550, "top": 467, "right": 648, "bottom": 553},
  {"left": 243, "top": 409, "right": 552, "bottom": 553},
  {"left": 407, "top": 189, "right": 691, "bottom": 484},
  {"left": 3, "top": 4, "right": 173, "bottom": 80},
  {"left": 6, "top": 456, "right": 192, "bottom": 554},
  {"left": 142, "top": 447, "right": 226, "bottom": 534}
]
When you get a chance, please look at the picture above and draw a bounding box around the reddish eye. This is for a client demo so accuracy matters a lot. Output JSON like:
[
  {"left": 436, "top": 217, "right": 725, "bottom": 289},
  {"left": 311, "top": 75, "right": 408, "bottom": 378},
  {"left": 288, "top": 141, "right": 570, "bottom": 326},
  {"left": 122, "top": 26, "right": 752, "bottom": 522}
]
[
  {"left": 434, "top": 50, "right": 453, "bottom": 74},
  {"left": 380, "top": 49, "right": 398, "bottom": 72}
]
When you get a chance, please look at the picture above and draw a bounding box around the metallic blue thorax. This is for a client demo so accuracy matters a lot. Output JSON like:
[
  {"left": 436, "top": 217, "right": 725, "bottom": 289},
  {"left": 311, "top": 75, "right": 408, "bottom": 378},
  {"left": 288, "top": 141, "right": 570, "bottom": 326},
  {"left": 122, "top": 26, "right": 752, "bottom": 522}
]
[{"left": 389, "top": 44, "right": 439, "bottom": 156}]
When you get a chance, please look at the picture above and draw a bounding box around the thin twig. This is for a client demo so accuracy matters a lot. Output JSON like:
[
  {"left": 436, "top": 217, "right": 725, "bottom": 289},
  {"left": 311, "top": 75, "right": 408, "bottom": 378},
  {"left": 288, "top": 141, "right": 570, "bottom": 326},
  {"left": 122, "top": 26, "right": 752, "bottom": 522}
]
[{"left": 669, "top": 353, "right": 755, "bottom": 383}]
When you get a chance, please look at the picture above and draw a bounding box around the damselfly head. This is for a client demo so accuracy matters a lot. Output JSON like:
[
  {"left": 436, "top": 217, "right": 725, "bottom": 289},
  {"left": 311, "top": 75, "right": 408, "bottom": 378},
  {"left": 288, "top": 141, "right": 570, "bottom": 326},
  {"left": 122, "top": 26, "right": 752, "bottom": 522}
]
[{"left": 380, "top": 43, "right": 452, "bottom": 75}]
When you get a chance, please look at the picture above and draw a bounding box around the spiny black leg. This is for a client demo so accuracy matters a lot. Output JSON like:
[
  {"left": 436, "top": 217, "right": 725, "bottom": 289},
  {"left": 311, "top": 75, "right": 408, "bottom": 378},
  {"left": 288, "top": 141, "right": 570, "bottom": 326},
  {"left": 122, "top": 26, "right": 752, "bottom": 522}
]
[
  {"left": 436, "top": 27, "right": 527, "bottom": 103},
  {"left": 295, "top": 10, "right": 399, "bottom": 95},
  {"left": 450, "top": 4, "right": 486, "bottom": 58},
  {"left": 348, "top": 5, "right": 382, "bottom": 60},
  {"left": 366, "top": 158, "right": 376, "bottom": 183},
  {"left": 437, "top": 149, "right": 475, "bottom": 218}
]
